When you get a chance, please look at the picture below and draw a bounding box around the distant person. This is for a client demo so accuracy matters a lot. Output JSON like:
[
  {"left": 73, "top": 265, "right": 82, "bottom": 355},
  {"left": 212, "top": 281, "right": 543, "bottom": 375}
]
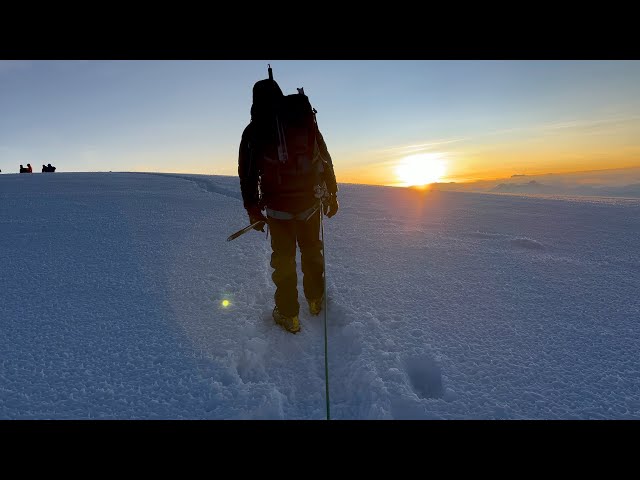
[
  {"left": 46, "top": 163, "right": 56, "bottom": 172},
  {"left": 42, "top": 164, "right": 47, "bottom": 173},
  {"left": 238, "top": 65, "right": 338, "bottom": 334},
  {"left": 19, "top": 164, "right": 28, "bottom": 173},
  {"left": 27, "top": 163, "right": 32, "bottom": 173}
]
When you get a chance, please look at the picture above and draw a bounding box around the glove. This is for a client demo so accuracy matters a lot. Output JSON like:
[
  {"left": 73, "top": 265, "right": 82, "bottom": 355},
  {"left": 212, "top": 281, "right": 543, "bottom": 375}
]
[
  {"left": 323, "top": 194, "right": 339, "bottom": 218},
  {"left": 247, "top": 205, "right": 267, "bottom": 231}
]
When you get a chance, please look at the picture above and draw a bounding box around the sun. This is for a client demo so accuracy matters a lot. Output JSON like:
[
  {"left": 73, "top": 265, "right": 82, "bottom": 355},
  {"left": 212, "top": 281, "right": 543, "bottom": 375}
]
[{"left": 395, "top": 153, "right": 447, "bottom": 187}]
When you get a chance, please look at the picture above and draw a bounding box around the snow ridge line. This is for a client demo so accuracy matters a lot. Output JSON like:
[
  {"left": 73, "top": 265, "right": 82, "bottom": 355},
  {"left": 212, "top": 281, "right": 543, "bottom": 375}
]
[{"left": 138, "top": 172, "right": 243, "bottom": 202}]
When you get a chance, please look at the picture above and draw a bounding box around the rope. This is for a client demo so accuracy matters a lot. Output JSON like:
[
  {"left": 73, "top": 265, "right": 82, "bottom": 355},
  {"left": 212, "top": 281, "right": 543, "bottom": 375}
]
[{"left": 320, "top": 205, "right": 331, "bottom": 420}]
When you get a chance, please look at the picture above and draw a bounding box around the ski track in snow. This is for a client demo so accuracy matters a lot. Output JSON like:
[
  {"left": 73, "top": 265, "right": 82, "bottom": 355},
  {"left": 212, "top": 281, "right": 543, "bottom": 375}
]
[{"left": 1, "top": 172, "right": 639, "bottom": 419}]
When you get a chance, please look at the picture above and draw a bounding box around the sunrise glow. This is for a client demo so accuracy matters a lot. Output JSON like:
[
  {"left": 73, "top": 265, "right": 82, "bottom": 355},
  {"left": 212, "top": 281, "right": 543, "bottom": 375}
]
[{"left": 395, "top": 153, "right": 447, "bottom": 187}]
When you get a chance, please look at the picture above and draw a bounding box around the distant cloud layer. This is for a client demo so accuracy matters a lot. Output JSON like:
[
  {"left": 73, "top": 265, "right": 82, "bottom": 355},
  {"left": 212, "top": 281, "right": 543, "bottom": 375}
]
[{"left": 434, "top": 167, "right": 640, "bottom": 198}]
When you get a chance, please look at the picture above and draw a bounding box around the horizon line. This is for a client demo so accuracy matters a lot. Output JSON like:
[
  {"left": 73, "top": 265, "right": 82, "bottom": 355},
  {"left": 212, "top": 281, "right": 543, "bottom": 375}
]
[{"left": 2, "top": 164, "right": 640, "bottom": 187}]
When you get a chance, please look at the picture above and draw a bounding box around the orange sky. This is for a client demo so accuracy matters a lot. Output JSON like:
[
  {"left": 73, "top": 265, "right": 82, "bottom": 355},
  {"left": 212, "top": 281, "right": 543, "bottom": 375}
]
[{"left": 334, "top": 115, "right": 640, "bottom": 187}]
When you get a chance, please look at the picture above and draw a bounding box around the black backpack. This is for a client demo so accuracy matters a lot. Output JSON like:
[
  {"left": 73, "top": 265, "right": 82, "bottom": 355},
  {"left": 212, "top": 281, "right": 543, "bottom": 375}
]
[{"left": 255, "top": 87, "right": 324, "bottom": 207}]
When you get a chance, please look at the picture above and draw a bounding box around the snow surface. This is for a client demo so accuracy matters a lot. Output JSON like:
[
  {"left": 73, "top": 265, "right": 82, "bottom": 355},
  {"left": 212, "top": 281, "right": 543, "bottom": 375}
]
[{"left": 1, "top": 172, "right": 639, "bottom": 419}]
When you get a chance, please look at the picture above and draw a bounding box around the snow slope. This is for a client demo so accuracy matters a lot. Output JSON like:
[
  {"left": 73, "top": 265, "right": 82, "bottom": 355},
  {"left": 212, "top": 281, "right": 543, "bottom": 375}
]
[{"left": 1, "top": 172, "right": 639, "bottom": 419}]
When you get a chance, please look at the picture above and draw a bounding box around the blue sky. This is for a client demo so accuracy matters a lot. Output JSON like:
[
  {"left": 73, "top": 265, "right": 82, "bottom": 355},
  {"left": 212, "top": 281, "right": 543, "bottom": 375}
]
[{"left": 1, "top": 60, "right": 639, "bottom": 184}]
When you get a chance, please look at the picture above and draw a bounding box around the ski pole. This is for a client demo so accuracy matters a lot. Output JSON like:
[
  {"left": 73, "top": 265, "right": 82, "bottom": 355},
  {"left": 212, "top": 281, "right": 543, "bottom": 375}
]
[{"left": 320, "top": 201, "right": 330, "bottom": 420}]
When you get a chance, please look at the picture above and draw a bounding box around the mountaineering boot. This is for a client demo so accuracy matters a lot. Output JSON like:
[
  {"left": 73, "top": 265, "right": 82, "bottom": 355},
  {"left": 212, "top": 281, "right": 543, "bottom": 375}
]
[
  {"left": 273, "top": 306, "right": 300, "bottom": 334},
  {"left": 308, "top": 295, "right": 324, "bottom": 316}
]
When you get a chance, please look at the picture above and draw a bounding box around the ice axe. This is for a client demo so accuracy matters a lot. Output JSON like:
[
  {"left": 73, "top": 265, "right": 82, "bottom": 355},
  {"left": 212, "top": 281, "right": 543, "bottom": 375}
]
[{"left": 226, "top": 220, "right": 266, "bottom": 242}]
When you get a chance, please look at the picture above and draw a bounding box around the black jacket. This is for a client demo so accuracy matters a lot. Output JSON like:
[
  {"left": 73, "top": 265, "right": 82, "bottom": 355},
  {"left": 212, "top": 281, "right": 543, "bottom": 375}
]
[{"left": 238, "top": 120, "right": 338, "bottom": 213}]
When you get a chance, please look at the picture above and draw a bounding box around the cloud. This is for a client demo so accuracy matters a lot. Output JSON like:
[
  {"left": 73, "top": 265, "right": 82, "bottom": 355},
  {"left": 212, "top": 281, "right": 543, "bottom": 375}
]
[
  {"left": 482, "top": 115, "right": 640, "bottom": 139},
  {"left": 368, "top": 114, "right": 640, "bottom": 169},
  {"left": 538, "top": 115, "right": 640, "bottom": 131},
  {"left": 434, "top": 166, "right": 640, "bottom": 198},
  {"left": 378, "top": 138, "right": 468, "bottom": 156}
]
